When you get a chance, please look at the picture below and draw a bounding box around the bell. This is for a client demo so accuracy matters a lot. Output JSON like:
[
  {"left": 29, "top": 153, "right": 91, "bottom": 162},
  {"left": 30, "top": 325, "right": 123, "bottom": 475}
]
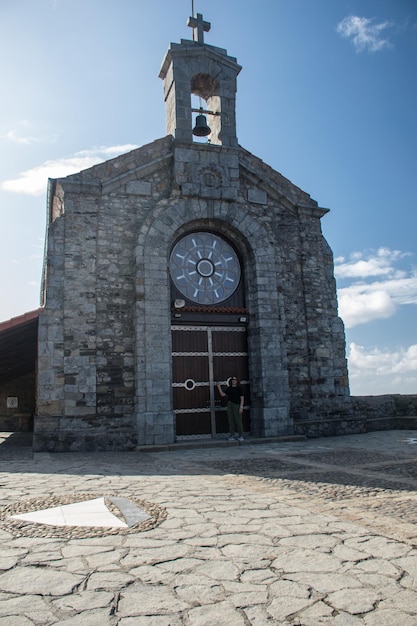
[{"left": 192, "top": 113, "right": 211, "bottom": 137}]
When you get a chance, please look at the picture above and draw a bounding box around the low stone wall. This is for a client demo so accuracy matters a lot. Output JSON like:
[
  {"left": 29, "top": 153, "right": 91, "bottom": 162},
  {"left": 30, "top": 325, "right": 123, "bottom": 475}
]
[
  {"left": 352, "top": 394, "right": 417, "bottom": 432},
  {"left": 352, "top": 394, "right": 417, "bottom": 417},
  {"left": 294, "top": 395, "right": 417, "bottom": 438},
  {"left": 293, "top": 416, "right": 366, "bottom": 438}
]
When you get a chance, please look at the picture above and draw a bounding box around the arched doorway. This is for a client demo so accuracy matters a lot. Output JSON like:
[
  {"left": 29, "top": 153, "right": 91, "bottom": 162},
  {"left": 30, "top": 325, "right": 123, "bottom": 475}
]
[{"left": 169, "top": 231, "right": 250, "bottom": 439}]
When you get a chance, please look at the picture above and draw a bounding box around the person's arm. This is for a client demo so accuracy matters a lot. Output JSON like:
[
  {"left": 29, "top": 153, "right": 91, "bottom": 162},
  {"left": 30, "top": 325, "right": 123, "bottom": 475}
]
[{"left": 216, "top": 383, "right": 226, "bottom": 398}]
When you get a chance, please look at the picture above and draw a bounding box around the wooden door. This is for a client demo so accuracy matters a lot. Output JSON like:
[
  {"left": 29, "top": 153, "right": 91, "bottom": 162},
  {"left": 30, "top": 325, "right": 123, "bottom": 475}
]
[{"left": 172, "top": 325, "right": 250, "bottom": 439}]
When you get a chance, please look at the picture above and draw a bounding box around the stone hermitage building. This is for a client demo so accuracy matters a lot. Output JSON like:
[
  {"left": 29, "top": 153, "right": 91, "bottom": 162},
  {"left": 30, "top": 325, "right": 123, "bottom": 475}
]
[{"left": 34, "top": 14, "right": 353, "bottom": 451}]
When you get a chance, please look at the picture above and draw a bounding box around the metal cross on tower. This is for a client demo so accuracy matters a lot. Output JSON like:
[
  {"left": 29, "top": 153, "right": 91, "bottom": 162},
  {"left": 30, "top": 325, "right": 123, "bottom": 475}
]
[{"left": 187, "top": 12, "right": 211, "bottom": 44}]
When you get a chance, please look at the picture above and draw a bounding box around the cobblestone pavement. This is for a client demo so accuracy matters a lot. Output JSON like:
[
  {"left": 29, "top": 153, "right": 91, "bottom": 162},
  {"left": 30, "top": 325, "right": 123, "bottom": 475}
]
[{"left": 0, "top": 430, "right": 416, "bottom": 625}]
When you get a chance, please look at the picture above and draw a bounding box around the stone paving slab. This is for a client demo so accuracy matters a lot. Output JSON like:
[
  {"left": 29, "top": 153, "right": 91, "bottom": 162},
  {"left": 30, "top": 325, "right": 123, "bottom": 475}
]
[{"left": 0, "top": 430, "right": 416, "bottom": 624}]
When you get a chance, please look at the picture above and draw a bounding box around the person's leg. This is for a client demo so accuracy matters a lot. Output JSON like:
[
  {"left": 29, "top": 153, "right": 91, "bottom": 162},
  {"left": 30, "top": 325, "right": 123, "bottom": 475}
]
[
  {"left": 227, "top": 402, "right": 235, "bottom": 436},
  {"left": 233, "top": 403, "right": 244, "bottom": 436}
]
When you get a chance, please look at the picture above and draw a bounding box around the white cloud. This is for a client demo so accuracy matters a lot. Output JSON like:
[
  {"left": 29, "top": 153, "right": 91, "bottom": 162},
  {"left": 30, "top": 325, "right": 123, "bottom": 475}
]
[
  {"left": 3, "top": 120, "right": 58, "bottom": 145},
  {"left": 6, "top": 130, "right": 39, "bottom": 145},
  {"left": 349, "top": 342, "right": 417, "bottom": 375},
  {"left": 335, "top": 247, "right": 406, "bottom": 279},
  {"left": 336, "top": 15, "right": 392, "bottom": 53},
  {"left": 335, "top": 249, "right": 417, "bottom": 327},
  {"left": 1, "top": 144, "right": 138, "bottom": 196},
  {"left": 348, "top": 342, "right": 417, "bottom": 394},
  {"left": 339, "top": 289, "right": 396, "bottom": 328}
]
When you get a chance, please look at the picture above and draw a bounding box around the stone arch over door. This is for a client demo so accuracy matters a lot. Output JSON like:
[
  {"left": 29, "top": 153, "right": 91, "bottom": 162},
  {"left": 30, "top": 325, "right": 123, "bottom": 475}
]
[{"left": 134, "top": 199, "right": 292, "bottom": 445}]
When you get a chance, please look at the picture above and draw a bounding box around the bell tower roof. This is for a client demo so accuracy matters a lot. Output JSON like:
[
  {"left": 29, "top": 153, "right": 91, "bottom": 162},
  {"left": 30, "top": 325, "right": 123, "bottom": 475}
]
[{"left": 159, "top": 12, "right": 242, "bottom": 147}]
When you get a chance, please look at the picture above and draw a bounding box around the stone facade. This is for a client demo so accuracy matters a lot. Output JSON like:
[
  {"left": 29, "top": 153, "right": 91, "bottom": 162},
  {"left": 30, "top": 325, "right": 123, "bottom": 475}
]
[
  {"left": 34, "top": 134, "right": 351, "bottom": 450},
  {"left": 34, "top": 18, "right": 352, "bottom": 451}
]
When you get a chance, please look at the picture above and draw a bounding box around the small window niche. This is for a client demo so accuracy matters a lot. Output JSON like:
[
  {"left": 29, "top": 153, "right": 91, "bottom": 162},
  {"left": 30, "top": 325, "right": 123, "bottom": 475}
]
[{"left": 7, "top": 396, "right": 19, "bottom": 409}]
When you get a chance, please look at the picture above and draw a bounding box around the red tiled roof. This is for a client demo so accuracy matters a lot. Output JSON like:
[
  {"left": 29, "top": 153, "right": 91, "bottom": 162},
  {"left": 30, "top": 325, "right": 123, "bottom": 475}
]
[{"left": 0, "top": 308, "right": 41, "bottom": 331}]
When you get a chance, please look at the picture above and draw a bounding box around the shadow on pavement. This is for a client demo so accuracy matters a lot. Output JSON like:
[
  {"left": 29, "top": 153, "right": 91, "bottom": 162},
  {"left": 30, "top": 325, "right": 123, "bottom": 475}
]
[{"left": 0, "top": 431, "right": 416, "bottom": 497}]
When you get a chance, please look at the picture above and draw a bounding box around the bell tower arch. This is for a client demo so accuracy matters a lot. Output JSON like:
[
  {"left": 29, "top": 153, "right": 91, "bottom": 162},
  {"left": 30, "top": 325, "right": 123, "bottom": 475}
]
[{"left": 159, "top": 12, "right": 242, "bottom": 147}]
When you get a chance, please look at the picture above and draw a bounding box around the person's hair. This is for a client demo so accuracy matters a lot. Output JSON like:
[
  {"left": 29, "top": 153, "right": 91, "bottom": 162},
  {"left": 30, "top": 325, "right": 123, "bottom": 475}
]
[{"left": 229, "top": 376, "right": 240, "bottom": 385}]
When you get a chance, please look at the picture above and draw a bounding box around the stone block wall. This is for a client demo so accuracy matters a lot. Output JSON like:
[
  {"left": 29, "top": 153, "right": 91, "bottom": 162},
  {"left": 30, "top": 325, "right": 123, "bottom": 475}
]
[
  {"left": 35, "top": 138, "right": 174, "bottom": 451},
  {"left": 237, "top": 148, "right": 352, "bottom": 425},
  {"left": 34, "top": 137, "right": 352, "bottom": 450}
]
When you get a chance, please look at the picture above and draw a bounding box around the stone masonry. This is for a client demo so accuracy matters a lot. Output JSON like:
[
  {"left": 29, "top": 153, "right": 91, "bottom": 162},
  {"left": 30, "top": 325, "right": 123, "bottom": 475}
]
[{"left": 34, "top": 16, "right": 352, "bottom": 451}]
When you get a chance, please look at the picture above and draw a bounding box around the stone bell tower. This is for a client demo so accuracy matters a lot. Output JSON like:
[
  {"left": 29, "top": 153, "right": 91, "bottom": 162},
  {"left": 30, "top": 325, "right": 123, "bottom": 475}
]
[{"left": 159, "top": 13, "right": 241, "bottom": 147}]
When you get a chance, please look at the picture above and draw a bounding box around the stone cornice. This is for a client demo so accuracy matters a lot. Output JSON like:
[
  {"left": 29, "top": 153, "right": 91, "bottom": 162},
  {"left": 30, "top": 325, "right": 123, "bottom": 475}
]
[{"left": 159, "top": 40, "right": 241, "bottom": 79}]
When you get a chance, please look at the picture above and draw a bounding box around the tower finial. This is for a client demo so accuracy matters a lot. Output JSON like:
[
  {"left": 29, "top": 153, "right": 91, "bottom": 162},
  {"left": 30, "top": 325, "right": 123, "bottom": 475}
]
[{"left": 187, "top": 12, "right": 211, "bottom": 44}]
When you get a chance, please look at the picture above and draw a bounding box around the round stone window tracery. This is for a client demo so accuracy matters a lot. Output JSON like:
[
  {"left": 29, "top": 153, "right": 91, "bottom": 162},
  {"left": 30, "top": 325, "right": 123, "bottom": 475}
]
[{"left": 169, "top": 232, "right": 241, "bottom": 305}]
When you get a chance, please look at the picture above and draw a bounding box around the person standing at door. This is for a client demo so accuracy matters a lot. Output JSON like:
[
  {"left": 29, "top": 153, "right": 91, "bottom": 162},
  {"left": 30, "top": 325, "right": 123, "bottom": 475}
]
[{"left": 216, "top": 377, "right": 245, "bottom": 441}]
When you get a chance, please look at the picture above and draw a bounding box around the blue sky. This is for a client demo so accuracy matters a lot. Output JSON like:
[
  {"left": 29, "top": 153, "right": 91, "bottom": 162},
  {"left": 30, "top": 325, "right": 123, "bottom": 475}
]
[{"left": 1, "top": 0, "right": 416, "bottom": 395}]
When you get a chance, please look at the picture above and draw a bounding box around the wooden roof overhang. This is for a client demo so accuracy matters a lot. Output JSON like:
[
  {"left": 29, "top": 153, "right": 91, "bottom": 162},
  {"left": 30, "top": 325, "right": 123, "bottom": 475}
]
[{"left": 0, "top": 309, "right": 40, "bottom": 383}]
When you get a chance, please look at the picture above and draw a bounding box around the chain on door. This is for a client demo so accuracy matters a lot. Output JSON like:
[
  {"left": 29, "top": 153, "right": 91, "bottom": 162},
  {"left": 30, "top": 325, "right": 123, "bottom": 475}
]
[{"left": 172, "top": 325, "right": 250, "bottom": 438}]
